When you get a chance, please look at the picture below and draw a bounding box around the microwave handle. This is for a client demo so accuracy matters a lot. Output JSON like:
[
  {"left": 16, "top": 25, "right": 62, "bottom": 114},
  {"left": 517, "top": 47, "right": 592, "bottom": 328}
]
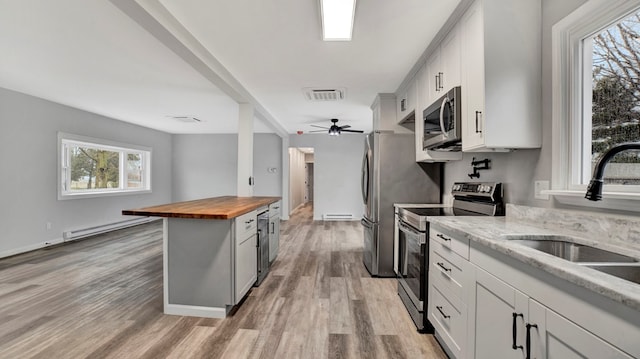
[{"left": 439, "top": 96, "right": 449, "bottom": 138}]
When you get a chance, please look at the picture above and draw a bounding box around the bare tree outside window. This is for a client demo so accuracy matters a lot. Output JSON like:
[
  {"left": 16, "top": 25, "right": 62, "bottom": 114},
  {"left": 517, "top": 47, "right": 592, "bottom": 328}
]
[
  {"left": 591, "top": 10, "right": 640, "bottom": 184},
  {"left": 69, "top": 146, "right": 120, "bottom": 190}
]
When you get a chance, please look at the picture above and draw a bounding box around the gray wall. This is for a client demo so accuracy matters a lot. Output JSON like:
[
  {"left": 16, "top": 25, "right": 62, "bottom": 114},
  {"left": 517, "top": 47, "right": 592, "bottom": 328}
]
[
  {"left": 443, "top": 0, "right": 588, "bottom": 208},
  {"left": 289, "top": 134, "right": 366, "bottom": 220},
  {"left": 172, "top": 133, "right": 282, "bottom": 202},
  {"left": 0, "top": 87, "right": 172, "bottom": 256},
  {"left": 172, "top": 134, "right": 238, "bottom": 201},
  {"left": 253, "top": 134, "right": 283, "bottom": 197}
]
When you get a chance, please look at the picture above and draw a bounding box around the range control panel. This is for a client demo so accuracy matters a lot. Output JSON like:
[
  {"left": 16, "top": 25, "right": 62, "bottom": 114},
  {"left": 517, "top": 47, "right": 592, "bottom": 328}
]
[{"left": 451, "top": 182, "right": 503, "bottom": 202}]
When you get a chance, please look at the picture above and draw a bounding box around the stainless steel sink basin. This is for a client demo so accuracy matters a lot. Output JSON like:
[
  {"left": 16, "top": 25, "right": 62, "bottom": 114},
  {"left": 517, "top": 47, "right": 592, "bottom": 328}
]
[
  {"left": 503, "top": 235, "right": 638, "bottom": 263},
  {"left": 583, "top": 264, "right": 640, "bottom": 285}
]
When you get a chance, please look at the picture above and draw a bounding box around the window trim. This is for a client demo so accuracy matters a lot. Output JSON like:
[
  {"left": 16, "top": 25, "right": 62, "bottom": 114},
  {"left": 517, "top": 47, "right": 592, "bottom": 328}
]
[
  {"left": 550, "top": 0, "right": 640, "bottom": 210},
  {"left": 57, "top": 132, "right": 152, "bottom": 200}
]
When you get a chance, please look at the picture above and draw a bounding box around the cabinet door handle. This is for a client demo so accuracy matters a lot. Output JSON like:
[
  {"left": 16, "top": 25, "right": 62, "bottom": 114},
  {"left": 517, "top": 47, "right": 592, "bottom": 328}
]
[
  {"left": 438, "top": 72, "right": 444, "bottom": 90},
  {"left": 512, "top": 313, "right": 524, "bottom": 350},
  {"left": 435, "top": 75, "right": 439, "bottom": 92},
  {"left": 436, "top": 306, "right": 450, "bottom": 319},
  {"left": 270, "top": 222, "right": 275, "bottom": 234},
  {"left": 526, "top": 323, "right": 538, "bottom": 359},
  {"left": 401, "top": 98, "right": 406, "bottom": 112},
  {"left": 436, "top": 233, "right": 451, "bottom": 242},
  {"left": 436, "top": 262, "right": 451, "bottom": 272},
  {"left": 475, "top": 111, "right": 483, "bottom": 133}
]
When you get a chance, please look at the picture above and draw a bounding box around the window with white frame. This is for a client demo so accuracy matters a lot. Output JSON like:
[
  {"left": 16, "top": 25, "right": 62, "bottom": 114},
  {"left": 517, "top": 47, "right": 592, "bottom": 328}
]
[
  {"left": 552, "top": 0, "right": 640, "bottom": 201},
  {"left": 59, "top": 133, "right": 151, "bottom": 198}
]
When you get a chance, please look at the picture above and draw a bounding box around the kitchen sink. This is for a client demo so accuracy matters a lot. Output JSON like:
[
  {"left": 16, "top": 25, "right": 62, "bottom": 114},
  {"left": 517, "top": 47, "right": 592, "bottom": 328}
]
[
  {"left": 503, "top": 235, "right": 639, "bottom": 263},
  {"left": 583, "top": 264, "right": 640, "bottom": 285}
]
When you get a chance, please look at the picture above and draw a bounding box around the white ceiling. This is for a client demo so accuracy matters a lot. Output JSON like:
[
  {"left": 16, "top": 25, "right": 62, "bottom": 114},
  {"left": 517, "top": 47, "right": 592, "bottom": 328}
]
[{"left": 0, "top": 0, "right": 460, "bottom": 135}]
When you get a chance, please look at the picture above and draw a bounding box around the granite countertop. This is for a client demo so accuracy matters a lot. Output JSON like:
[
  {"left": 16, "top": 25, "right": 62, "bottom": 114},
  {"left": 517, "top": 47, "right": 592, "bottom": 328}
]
[
  {"left": 427, "top": 215, "right": 640, "bottom": 310},
  {"left": 122, "top": 196, "right": 281, "bottom": 219}
]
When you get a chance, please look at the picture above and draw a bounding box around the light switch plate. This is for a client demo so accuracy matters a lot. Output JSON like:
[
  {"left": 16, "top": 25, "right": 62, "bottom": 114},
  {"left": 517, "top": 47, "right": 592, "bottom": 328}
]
[{"left": 534, "top": 180, "right": 550, "bottom": 200}]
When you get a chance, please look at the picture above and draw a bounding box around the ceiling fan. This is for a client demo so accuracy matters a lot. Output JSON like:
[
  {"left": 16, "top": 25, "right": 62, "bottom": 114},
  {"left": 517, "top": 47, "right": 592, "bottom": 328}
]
[{"left": 309, "top": 118, "right": 364, "bottom": 136}]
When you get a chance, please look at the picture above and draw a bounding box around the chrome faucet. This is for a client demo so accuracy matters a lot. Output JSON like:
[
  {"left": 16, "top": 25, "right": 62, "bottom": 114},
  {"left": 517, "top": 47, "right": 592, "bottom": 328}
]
[{"left": 585, "top": 142, "right": 640, "bottom": 201}]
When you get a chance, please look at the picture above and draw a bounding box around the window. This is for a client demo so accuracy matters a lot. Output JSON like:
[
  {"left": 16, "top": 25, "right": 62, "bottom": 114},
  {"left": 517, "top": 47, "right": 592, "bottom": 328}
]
[
  {"left": 58, "top": 133, "right": 151, "bottom": 199},
  {"left": 551, "top": 0, "right": 640, "bottom": 208}
]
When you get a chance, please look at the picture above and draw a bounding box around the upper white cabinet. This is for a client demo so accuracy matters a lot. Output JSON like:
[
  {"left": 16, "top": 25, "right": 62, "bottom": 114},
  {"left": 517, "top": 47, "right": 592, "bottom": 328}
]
[
  {"left": 460, "top": 0, "right": 542, "bottom": 152},
  {"left": 397, "top": 79, "right": 417, "bottom": 123},
  {"left": 373, "top": 93, "right": 411, "bottom": 134},
  {"left": 426, "top": 26, "right": 461, "bottom": 105}
]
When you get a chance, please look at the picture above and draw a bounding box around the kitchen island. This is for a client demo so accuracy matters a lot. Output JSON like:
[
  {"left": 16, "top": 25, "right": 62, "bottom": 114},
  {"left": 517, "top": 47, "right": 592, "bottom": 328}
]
[{"left": 123, "top": 196, "right": 281, "bottom": 318}]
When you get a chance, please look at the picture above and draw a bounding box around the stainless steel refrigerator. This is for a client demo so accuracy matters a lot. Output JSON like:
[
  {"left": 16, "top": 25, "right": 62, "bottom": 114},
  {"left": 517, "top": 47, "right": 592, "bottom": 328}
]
[{"left": 361, "top": 131, "right": 441, "bottom": 277}]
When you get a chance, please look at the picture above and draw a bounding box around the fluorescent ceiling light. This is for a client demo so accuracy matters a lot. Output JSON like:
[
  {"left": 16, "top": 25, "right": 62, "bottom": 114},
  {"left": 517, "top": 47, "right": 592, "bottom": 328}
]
[{"left": 321, "top": 0, "right": 356, "bottom": 41}]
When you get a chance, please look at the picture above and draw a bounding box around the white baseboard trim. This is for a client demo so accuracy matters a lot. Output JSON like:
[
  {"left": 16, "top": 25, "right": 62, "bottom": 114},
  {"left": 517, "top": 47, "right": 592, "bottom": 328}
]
[
  {"left": 0, "top": 238, "right": 64, "bottom": 259},
  {"left": 164, "top": 303, "right": 228, "bottom": 318},
  {"left": 63, "top": 217, "right": 158, "bottom": 241}
]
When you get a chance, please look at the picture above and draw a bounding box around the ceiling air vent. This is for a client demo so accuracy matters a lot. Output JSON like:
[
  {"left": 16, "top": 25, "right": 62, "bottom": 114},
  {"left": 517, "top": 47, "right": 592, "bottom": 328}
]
[{"left": 303, "top": 87, "right": 346, "bottom": 101}]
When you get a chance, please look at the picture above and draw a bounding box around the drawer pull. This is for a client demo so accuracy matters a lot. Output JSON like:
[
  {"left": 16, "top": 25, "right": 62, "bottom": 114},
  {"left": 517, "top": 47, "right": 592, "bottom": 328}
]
[
  {"left": 436, "top": 306, "right": 450, "bottom": 319},
  {"left": 512, "top": 312, "right": 524, "bottom": 350},
  {"left": 245, "top": 219, "right": 255, "bottom": 224},
  {"left": 436, "top": 262, "right": 451, "bottom": 272},
  {"left": 436, "top": 233, "right": 451, "bottom": 242}
]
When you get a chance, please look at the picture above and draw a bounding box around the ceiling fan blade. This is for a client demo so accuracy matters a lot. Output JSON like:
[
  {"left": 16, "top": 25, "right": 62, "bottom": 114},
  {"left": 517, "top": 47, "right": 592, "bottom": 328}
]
[
  {"left": 340, "top": 129, "right": 364, "bottom": 133},
  {"left": 340, "top": 125, "right": 351, "bottom": 129},
  {"left": 310, "top": 125, "right": 329, "bottom": 129}
]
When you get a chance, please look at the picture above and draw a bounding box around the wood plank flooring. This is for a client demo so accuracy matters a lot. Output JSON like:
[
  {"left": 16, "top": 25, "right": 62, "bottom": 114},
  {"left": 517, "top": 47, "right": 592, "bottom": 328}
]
[{"left": 0, "top": 203, "right": 447, "bottom": 358}]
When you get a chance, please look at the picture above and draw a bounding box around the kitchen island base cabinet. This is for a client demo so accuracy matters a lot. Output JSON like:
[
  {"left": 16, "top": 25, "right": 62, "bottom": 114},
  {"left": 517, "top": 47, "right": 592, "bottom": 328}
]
[
  {"left": 163, "top": 210, "right": 257, "bottom": 319},
  {"left": 268, "top": 200, "right": 281, "bottom": 262}
]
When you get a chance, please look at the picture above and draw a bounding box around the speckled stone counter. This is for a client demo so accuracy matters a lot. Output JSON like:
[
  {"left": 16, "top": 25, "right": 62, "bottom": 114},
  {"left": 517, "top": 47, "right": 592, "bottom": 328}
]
[{"left": 426, "top": 204, "right": 640, "bottom": 310}]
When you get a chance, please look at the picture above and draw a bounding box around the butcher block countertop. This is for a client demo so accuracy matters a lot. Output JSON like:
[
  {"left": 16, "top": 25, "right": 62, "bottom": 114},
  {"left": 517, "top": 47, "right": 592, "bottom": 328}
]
[{"left": 122, "top": 196, "right": 281, "bottom": 220}]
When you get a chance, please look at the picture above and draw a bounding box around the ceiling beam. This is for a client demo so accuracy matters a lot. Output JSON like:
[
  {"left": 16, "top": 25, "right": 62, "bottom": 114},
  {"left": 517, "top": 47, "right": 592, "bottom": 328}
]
[{"left": 108, "top": 0, "right": 289, "bottom": 137}]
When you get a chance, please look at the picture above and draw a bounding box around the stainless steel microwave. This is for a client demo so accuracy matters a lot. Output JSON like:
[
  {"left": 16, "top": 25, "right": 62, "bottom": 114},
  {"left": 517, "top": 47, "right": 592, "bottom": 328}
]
[{"left": 423, "top": 86, "right": 462, "bottom": 151}]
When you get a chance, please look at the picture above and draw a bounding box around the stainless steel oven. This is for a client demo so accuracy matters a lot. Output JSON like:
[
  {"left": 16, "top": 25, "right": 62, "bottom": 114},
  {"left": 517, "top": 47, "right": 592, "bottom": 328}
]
[
  {"left": 397, "top": 211, "right": 429, "bottom": 330},
  {"left": 397, "top": 182, "right": 503, "bottom": 332}
]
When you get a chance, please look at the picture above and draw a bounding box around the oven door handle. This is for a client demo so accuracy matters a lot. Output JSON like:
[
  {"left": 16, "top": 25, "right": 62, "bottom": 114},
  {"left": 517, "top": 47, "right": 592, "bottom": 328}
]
[{"left": 398, "top": 220, "right": 426, "bottom": 243}]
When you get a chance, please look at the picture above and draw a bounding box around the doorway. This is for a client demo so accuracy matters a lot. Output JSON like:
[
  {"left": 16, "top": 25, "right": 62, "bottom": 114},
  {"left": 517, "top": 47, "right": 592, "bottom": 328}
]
[
  {"left": 288, "top": 147, "right": 314, "bottom": 214},
  {"left": 305, "top": 163, "right": 314, "bottom": 203}
]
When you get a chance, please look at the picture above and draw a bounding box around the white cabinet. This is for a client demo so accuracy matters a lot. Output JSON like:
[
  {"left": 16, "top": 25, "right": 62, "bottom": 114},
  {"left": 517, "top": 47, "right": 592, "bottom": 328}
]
[
  {"left": 472, "top": 268, "right": 633, "bottom": 359},
  {"left": 397, "top": 79, "right": 417, "bottom": 123},
  {"left": 459, "top": 0, "right": 541, "bottom": 152},
  {"left": 268, "top": 201, "right": 281, "bottom": 262},
  {"left": 426, "top": 26, "right": 461, "bottom": 105},
  {"left": 528, "top": 300, "right": 633, "bottom": 359},
  {"left": 372, "top": 93, "right": 411, "bottom": 133},
  {"left": 428, "top": 223, "right": 640, "bottom": 359},
  {"left": 472, "top": 268, "right": 528, "bottom": 359},
  {"left": 234, "top": 210, "right": 257, "bottom": 302},
  {"left": 428, "top": 225, "right": 473, "bottom": 359}
]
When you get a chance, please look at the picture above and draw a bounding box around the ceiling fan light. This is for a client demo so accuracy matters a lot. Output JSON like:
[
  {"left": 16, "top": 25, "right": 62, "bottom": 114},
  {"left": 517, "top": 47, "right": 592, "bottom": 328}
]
[{"left": 320, "top": 0, "right": 356, "bottom": 41}]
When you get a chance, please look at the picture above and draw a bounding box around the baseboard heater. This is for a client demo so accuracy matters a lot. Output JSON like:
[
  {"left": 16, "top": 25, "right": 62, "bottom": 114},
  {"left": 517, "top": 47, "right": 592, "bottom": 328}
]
[
  {"left": 62, "top": 217, "right": 157, "bottom": 241},
  {"left": 322, "top": 214, "right": 354, "bottom": 221}
]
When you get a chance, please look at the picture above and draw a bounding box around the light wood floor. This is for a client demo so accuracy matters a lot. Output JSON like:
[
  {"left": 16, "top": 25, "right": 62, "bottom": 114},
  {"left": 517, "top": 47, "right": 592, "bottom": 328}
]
[{"left": 0, "top": 203, "right": 447, "bottom": 358}]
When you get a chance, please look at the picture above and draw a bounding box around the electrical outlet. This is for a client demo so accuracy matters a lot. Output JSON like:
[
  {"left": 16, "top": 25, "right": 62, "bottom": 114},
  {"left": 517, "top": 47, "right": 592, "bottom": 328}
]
[{"left": 534, "top": 180, "right": 550, "bottom": 200}]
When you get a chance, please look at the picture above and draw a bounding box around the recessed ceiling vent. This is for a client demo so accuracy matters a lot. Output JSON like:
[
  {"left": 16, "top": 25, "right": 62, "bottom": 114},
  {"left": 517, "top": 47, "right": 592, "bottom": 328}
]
[
  {"left": 169, "top": 116, "right": 201, "bottom": 123},
  {"left": 303, "top": 87, "right": 346, "bottom": 101}
]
